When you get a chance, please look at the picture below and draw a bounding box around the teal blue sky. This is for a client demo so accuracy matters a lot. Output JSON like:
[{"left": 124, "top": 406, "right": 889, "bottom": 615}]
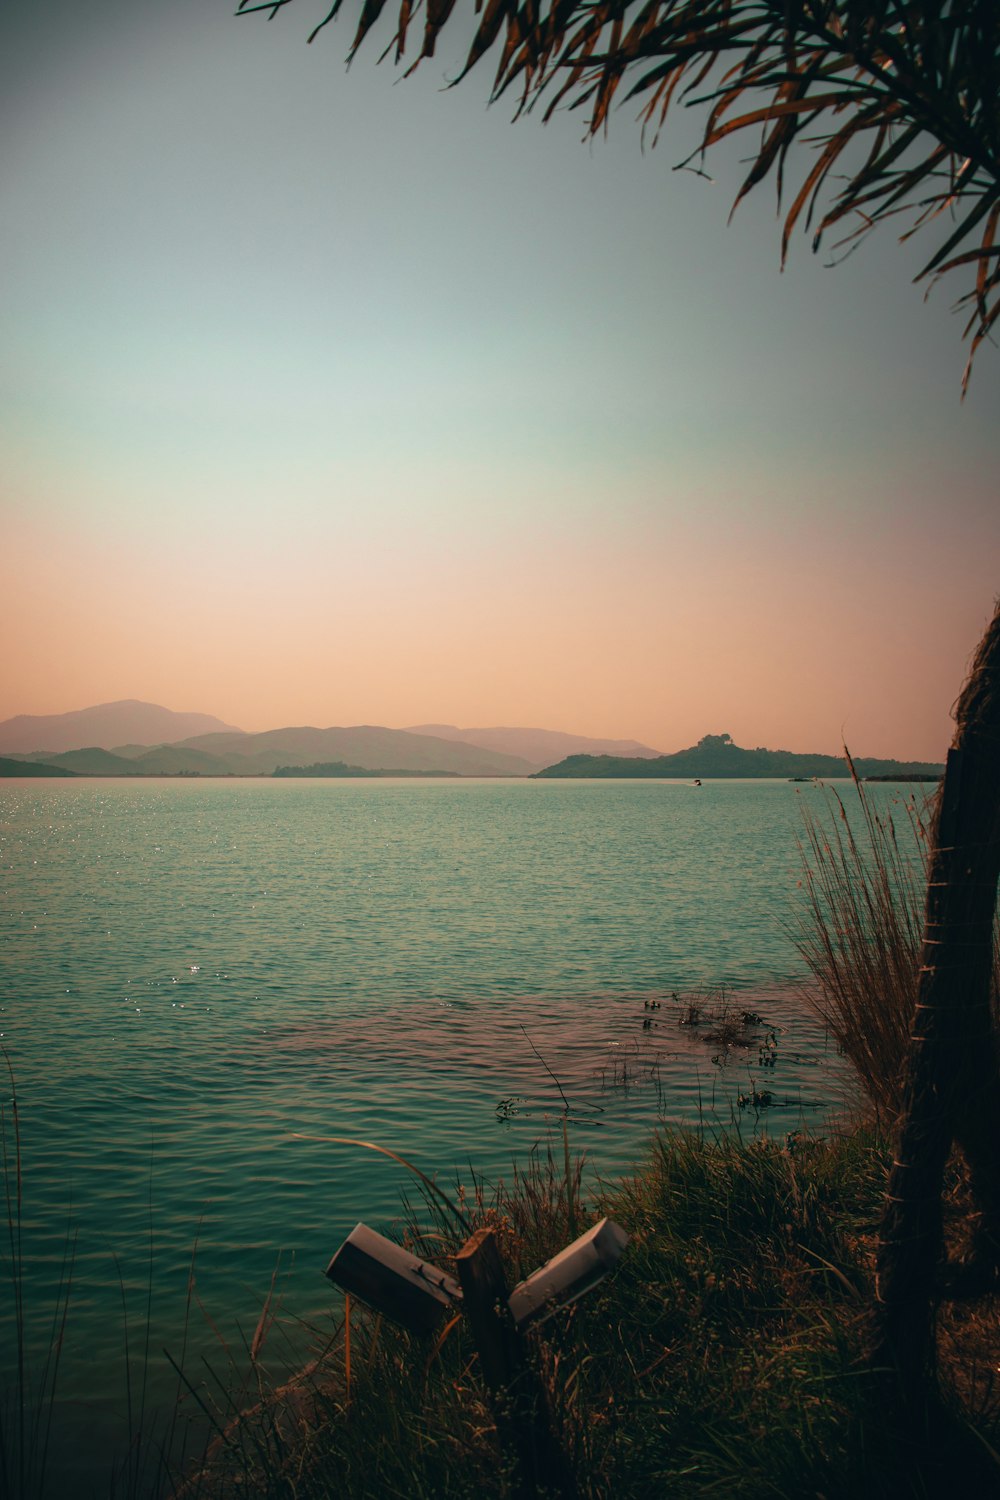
[{"left": 2, "top": 0, "right": 997, "bottom": 758}]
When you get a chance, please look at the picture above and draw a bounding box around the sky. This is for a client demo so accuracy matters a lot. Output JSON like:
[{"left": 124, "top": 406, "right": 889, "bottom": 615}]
[{"left": 2, "top": 0, "right": 997, "bottom": 760}]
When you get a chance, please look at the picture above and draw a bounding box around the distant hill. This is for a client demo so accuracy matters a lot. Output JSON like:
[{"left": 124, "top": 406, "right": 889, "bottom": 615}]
[
  {"left": 31, "top": 747, "right": 143, "bottom": 775},
  {"left": 0, "top": 755, "right": 77, "bottom": 777},
  {"left": 533, "top": 732, "right": 944, "bottom": 781},
  {"left": 114, "top": 744, "right": 242, "bottom": 775},
  {"left": 163, "top": 725, "right": 534, "bottom": 776},
  {"left": 0, "top": 700, "right": 240, "bottom": 754},
  {"left": 7, "top": 712, "right": 937, "bottom": 782},
  {"left": 12, "top": 746, "right": 223, "bottom": 776},
  {"left": 273, "top": 762, "right": 460, "bottom": 778},
  {"left": 406, "top": 724, "right": 662, "bottom": 772},
  {"left": 12, "top": 725, "right": 535, "bottom": 776}
]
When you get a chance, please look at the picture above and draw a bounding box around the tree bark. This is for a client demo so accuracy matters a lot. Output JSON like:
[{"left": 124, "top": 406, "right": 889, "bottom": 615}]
[{"left": 876, "top": 600, "right": 1000, "bottom": 1389}]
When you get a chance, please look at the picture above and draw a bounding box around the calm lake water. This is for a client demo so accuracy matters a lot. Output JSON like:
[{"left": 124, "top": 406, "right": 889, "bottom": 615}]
[{"left": 1, "top": 775, "right": 907, "bottom": 1488}]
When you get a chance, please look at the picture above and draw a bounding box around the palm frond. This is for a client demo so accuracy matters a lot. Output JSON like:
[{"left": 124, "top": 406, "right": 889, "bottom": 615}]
[{"left": 237, "top": 0, "right": 1000, "bottom": 385}]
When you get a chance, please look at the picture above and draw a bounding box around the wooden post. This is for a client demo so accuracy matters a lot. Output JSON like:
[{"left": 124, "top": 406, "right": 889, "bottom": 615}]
[{"left": 456, "top": 1228, "right": 578, "bottom": 1500}]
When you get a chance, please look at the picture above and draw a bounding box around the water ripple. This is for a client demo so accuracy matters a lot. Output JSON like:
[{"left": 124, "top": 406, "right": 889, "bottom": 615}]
[{"left": 0, "top": 774, "right": 898, "bottom": 1474}]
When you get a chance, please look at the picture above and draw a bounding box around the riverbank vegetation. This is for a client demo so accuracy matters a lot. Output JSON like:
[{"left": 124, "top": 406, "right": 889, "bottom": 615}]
[
  {"left": 163, "top": 759, "right": 1000, "bottom": 1497},
  {"left": 5, "top": 1106, "right": 998, "bottom": 1499},
  {"left": 171, "top": 1124, "right": 999, "bottom": 1499},
  {"left": 4, "top": 766, "right": 999, "bottom": 1496}
]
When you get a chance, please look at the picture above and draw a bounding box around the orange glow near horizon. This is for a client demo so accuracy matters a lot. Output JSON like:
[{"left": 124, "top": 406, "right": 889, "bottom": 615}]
[
  {"left": 3, "top": 472, "right": 995, "bottom": 761},
  {"left": 2, "top": 2, "right": 997, "bottom": 763}
]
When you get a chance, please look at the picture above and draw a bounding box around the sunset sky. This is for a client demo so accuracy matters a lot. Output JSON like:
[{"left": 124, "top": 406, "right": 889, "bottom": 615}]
[{"left": 2, "top": 0, "right": 997, "bottom": 760}]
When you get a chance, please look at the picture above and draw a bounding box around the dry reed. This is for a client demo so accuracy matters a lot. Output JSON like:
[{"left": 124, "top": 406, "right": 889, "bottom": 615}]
[{"left": 795, "top": 769, "right": 999, "bottom": 1126}]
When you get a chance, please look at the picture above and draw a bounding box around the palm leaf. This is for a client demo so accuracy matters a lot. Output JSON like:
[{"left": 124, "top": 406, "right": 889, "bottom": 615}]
[{"left": 239, "top": 0, "right": 1000, "bottom": 385}]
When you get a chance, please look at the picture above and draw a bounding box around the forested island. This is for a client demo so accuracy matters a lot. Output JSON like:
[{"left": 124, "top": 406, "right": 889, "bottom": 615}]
[
  {"left": 534, "top": 732, "right": 943, "bottom": 780},
  {"left": 272, "top": 762, "right": 459, "bottom": 778}
]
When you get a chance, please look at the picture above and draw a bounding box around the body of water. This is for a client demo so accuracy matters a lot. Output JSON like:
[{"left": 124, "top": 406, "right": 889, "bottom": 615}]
[{"left": 1, "top": 775, "right": 898, "bottom": 1487}]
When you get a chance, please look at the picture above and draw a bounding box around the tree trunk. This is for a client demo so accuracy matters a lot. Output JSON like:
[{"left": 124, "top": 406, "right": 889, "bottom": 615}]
[{"left": 875, "top": 600, "right": 1000, "bottom": 1390}]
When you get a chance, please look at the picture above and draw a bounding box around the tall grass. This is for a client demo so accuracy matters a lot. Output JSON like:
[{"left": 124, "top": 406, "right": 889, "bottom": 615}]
[
  {"left": 795, "top": 772, "right": 999, "bottom": 1126},
  {"left": 173, "top": 1126, "right": 1000, "bottom": 1498},
  {"left": 794, "top": 776, "right": 929, "bottom": 1124},
  {"left": 5, "top": 1067, "right": 998, "bottom": 1496}
]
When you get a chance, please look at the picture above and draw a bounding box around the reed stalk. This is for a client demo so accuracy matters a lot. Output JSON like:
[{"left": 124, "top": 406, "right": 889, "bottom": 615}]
[
  {"left": 1, "top": 1050, "right": 76, "bottom": 1500},
  {"left": 796, "top": 768, "right": 1000, "bottom": 1129}
]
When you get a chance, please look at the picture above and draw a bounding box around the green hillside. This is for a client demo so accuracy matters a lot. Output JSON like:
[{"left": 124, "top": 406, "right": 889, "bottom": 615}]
[
  {"left": 6, "top": 725, "right": 534, "bottom": 776},
  {"left": 33, "top": 747, "right": 145, "bottom": 774},
  {"left": 126, "top": 745, "right": 240, "bottom": 774},
  {"left": 0, "top": 756, "right": 77, "bottom": 777},
  {"left": 170, "top": 725, "right": 533, "bottom": 776},
  {"left": 534, "top": 732, "right": 943, "bottom": 780}
]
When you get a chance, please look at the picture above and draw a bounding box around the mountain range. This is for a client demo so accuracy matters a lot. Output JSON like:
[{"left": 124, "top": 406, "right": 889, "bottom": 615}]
[
  {"left": 0, "top": 700, "right": 656, "bottom": 776},
  {"left": 0, "top": 700, "right": 239, "bottom": 754},
  {"left": 7, "top": 728, "right": 533, "bottom": 778},
  {"left": 0, "top": 704, "right": 943, "bottom": 779},
  {"left": 405, "top": 723, "right": 660, "bottom": 764}
]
